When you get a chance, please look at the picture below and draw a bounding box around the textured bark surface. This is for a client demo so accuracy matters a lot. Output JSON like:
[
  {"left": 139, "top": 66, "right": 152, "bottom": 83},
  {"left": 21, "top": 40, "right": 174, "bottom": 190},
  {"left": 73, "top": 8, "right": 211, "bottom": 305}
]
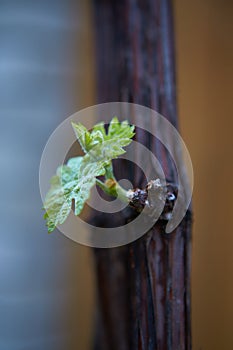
[{"left": 92, "top": 0, "right": 192, "bottom": 349}]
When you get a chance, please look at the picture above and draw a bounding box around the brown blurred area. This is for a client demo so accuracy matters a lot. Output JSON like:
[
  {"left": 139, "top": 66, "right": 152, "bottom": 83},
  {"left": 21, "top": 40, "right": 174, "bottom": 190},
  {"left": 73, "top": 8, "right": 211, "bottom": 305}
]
[
  {"left": 174, "top": 0, "right": 233, "bottom": 349},
  {"left": 71, "top": 0, "right": 233, "bottom": 349}
]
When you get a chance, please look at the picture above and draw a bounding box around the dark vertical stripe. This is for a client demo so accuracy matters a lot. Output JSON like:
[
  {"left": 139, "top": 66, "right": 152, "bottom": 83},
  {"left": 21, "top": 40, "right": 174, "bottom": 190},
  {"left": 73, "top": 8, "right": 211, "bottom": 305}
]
[{"left": 92, "top": 0, "right": 192, "bottom": 349}]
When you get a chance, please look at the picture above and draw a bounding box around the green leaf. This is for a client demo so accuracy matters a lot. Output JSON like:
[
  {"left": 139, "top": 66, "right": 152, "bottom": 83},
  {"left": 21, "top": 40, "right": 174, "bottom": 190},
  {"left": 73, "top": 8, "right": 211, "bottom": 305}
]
[
  {"left": 72, "top": 117, "right": 134, "bottom": 156},
  {"left": 91, "top": 122, "right": 106, "bottom": 139},
  {"left": 72, "top": 159, "right": 105, "bottom": 215},
  {"left": 88, "top": 138, "right": 125, "bottom": 163},
  {"left": 107, "top": 116, "right": 135, "bottom": 141},
  {"left": 67, "top": 156, "right": 83, "bottom": 170},
  {"left": 43, "top": 156, "right": 106, "bottom": 232},
  {"left": 71, "top": 122, "right": 94, "bottom": 153},
  {"left": 87, "top": 116, "right": 135, "bottom": 162},
  {"left": 43, "top": 175, "right": 72, "bottom": 233},
  {"left": 44, "top": 117, "right": 135, "bottom": 232}
]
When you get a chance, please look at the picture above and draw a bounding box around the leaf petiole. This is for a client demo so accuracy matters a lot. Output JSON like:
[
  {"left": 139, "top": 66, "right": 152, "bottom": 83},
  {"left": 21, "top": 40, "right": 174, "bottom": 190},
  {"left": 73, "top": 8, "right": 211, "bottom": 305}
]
[{"left": 95, "top": 178, "right": 129, "bottom": 203}]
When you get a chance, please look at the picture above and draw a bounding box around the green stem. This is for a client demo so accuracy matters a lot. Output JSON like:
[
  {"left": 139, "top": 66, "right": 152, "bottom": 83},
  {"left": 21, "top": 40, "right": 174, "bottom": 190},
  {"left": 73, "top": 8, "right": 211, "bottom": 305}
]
[
  {"left": 96, "top": 178, "right": 129, "bottom": 203},
  {"left": 95, "top": 162, "right": 130, "bottom": 203},
  {"left": 95, "top": 178, "right": 112, "bottom": 195},
  {"left": 115, "top": 182, "right": 129, "bottom": 203},
  {"left": 105, "top": 163, "right": 114, "bottom": 179}
]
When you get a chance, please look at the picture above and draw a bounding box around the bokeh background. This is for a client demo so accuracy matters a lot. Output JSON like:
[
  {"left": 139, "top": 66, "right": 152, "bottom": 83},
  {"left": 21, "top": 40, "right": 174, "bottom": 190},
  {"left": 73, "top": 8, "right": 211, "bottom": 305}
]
[{"left": 0, "top": 0, "right": 232, "bottom": 349}]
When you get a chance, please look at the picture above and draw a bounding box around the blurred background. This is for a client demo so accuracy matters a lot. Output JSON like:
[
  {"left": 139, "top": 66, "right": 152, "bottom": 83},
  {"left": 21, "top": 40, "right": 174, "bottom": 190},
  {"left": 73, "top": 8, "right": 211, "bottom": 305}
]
[{"left": 0, "top": 0, "right": 232, "bottom": 349}]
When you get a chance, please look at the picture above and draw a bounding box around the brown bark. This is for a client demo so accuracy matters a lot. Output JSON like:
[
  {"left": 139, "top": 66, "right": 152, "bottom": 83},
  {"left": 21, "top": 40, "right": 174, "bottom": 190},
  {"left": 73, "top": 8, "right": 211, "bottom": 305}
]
[{"left": 92, "top": 0, "right": 192, "bottom": 349}]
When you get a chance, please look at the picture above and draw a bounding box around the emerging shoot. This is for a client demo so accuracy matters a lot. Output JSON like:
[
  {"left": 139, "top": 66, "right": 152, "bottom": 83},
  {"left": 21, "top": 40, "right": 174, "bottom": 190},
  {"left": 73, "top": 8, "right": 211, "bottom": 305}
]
[{"left": 43, "top": 117, "right": 135, "bottom": 232}]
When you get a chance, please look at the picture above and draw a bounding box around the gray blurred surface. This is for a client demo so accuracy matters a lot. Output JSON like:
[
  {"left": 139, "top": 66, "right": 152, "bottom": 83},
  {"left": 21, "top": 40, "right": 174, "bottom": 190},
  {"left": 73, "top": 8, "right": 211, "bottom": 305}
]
[{"left": 0, "top": 1, "right": 94, "bottom": 349}]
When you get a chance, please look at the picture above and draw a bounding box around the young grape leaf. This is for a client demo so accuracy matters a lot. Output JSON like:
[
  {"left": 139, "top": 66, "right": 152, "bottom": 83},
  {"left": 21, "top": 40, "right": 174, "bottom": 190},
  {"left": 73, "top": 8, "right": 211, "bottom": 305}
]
[
  {"left": 107, "top": 116, "right": 135, "bottom": 141},
  {"left": 91, "top": 122, "right": 106, "bottom": 139},
  {"left": 44, "top": 117, "right": 135, "bottom": 232},
  {"left": 72, "top": 117, "right": 135, "bottom": 156},
  {"left": 71, "top": 122, "right": 97, "bottom": 153},
  {"left": 43, "top": 175, "right": 73, "bottom": 233},
  {"left": 44, "top": 157, "right": 106, "bottom": 232}
]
